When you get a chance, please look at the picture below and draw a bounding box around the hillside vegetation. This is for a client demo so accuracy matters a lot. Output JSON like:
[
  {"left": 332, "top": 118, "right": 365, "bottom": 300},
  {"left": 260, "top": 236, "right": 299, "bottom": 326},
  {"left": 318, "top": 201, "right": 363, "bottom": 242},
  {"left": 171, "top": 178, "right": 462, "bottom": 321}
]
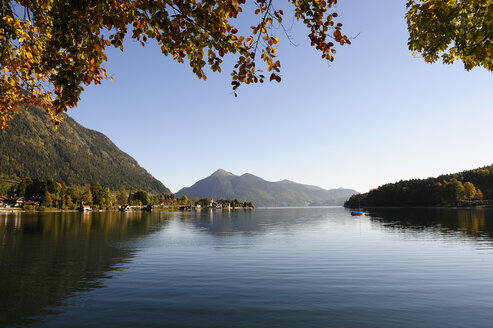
[
  {"left": 0, "top": 107, "right": 169, "bottom": 194},
  {"left": 345, "top": 165, "right": 493, "bottom": 208}
]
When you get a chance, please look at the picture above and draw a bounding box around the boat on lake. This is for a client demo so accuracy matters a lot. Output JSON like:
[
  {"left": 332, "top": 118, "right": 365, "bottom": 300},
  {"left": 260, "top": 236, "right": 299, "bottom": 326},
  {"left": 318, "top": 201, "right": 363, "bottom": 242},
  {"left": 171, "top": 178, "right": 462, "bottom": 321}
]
[
  {"left": 351, "top": 198, "right": 365, "bottom": 216},
  {"left": 351, "top": 211, "right": 365, "bottom": 216}
]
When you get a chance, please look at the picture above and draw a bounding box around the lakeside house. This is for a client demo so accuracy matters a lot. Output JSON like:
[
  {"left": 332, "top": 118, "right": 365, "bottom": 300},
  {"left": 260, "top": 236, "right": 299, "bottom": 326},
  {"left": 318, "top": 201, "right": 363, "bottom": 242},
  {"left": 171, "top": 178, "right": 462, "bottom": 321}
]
[
  {"left": 177, "top": 199, "right": 254, "bottom": 211},
  {"left": 23, "top": 200, "right": 40, "bottom": 206},
  {"left": 119, "top": 205, "right": 154, "bottom": 211},
  {"left": 0, "top": 196, "right": 25, "bottom": 208},
  {"left": 209, "top": 200, "right": 224, "bottom": 209},
  {"left": 79, "top": 205, "right": 92, "bottom": 212},
  {"left": 179, "top": 200, "right": 226, "bottom": 210},
  {"left": 119, "top": 205, "right": 131, "bottom": 211},
  {"left": 0, "top": 197, "right": 42, "bottom": 208}
]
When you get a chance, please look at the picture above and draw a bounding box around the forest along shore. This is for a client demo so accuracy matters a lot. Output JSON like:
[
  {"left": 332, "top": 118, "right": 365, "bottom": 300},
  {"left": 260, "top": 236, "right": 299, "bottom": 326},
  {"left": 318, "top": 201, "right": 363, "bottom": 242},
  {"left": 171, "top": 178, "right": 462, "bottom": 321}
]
[{"left": 0, "top": 179, "right": 254, "bottom": 212}]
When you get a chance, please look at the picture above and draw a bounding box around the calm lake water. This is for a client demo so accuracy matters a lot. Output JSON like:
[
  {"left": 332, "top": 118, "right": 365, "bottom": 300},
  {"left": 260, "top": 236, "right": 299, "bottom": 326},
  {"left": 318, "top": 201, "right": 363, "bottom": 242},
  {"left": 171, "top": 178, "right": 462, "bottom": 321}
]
[{"left": 2, "top": 207, "right": 493, "bottom": 327}]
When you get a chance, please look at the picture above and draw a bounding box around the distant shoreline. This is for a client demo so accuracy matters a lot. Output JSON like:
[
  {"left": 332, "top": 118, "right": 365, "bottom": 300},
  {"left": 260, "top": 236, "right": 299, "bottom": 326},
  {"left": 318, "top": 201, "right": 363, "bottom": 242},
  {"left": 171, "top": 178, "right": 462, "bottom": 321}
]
[
  {"left": 0, "top": 207, "right": 256, "bottom": 214},
  {"left": 345, "top": 205, "right": 493, "bottom": 210}
]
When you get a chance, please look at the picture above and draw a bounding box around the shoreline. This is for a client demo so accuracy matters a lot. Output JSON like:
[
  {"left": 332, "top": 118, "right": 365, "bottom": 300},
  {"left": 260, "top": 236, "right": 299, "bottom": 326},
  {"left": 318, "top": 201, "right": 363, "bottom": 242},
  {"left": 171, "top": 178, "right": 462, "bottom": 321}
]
[
  {"left": 345, "top": 205, "right": 493, "bottom": 210},
  {"left": 0, "top": 207, "right": 255, "bottom": 214}
]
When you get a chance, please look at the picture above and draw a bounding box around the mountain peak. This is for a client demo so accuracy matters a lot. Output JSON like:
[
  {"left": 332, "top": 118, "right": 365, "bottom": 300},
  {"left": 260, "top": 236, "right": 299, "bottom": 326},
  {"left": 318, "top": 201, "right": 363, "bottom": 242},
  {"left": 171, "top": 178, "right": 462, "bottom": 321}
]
[
  {"left": 211, "top": 169, "right": 235, "bottom": 177},
  {"left": 177, "top": 170, "right": 356, "bottom": 207}
]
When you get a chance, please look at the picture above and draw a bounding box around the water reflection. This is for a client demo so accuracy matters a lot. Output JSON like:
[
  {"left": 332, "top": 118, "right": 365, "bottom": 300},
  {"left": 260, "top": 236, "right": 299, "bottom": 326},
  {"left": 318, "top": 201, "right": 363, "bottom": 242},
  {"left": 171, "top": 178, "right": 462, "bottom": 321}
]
[
  {"left": 0, "top": 211, "right": 169, "bottom": 327},
  {"left": 0, "top": 207, "right": 341, "bottom": 327},
  {"left": 180, "top": 209, "right": 260, "bottom": 236},
  {"left": 367, "top": 208, "right": 493, "bottom": 241},
  {"left": 180, "top": 207, "right": 336, "bottom": 236},
  {"left": 3, "top": 208, "right": 493, "bottom": 328}
]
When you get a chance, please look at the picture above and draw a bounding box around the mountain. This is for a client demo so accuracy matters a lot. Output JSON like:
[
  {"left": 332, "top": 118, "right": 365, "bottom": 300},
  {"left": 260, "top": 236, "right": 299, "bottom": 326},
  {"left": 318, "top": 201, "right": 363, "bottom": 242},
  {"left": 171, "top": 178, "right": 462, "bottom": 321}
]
[
  {"left": 176, "top": 169, "right": 357, "bottom": 207},
  {"left": 0, "top": 107, "right": 170, "bottom": 194},
  {"left": 344, "top": 164, "right": 493, "bottom": 207}
]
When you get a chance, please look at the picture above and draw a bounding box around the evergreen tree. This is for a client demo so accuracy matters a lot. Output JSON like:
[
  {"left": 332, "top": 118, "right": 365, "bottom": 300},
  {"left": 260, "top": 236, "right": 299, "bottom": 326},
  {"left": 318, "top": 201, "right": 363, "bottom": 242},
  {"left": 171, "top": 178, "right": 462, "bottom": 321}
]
[
  {"left": 90, "top": 182, "right": 104, "bottom": 206},
  {"left": 16, "top": 177, "right": 32, "bottom": 197}
]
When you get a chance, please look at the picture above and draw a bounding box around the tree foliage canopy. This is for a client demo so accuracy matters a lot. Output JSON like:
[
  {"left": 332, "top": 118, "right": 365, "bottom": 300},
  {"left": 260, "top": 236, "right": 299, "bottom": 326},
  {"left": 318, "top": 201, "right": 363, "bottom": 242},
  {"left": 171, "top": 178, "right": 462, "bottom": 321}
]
[
  {"left": 0, "top": 0, "right": 350, "bottom": 128},
  {"left": 1, "top": 0, "right": 491, "bottom": 129},
  {"left": 407, "top": 0, "right": 493, "bottom": 71}
]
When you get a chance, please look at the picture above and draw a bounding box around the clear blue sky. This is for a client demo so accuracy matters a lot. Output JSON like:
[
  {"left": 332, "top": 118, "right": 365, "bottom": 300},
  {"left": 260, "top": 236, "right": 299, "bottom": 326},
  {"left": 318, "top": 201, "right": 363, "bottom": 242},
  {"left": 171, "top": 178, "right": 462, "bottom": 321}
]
[{"left": 71, "top": 0, "right": 493, "bottom": 194}]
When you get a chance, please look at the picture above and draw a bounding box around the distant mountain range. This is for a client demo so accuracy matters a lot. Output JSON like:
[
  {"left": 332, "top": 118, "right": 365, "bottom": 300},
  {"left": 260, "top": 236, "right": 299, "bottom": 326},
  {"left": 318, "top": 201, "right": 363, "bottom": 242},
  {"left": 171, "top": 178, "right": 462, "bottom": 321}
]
[
  {"left": 177, "top": 169, "right": 357, "bottom": 207},
  {"left": 0, "top": 107, "right": 170, "bottom": 194}
]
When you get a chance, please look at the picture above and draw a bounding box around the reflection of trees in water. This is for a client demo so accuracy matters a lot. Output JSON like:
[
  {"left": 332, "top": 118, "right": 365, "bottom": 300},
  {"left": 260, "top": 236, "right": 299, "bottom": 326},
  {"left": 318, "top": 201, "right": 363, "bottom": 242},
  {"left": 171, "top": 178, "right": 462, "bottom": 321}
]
[
  {"left": 0, "top": 211, "right": 170, "bottom": 327},
  {"left": 368, "top": 208, "right": 493, "bottom": 240}
]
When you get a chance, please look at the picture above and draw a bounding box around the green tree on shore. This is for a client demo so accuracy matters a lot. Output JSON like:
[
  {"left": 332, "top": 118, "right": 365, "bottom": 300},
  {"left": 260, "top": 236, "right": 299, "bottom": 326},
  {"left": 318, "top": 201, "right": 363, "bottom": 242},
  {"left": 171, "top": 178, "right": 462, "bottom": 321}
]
[
  {"left": 117, "top": 186, "right": 128, "bottom": 205},
  {"left": 131, "top": 190, "right": 150, "bottom": 206},
  {"left": 90, "top": 182, "right": 104, "bottom": 206},
  {"left": 0, "top": 176, "right": 165, "bottom": 210},
  {"left": 179, "top": 195, "right": 191, "bottom": 205},
  {"left": 444, "top": 179, "right": 465, "bottom": 205},
  {"left": 81, "top": 187, "right": 93, "bottom": 205}
]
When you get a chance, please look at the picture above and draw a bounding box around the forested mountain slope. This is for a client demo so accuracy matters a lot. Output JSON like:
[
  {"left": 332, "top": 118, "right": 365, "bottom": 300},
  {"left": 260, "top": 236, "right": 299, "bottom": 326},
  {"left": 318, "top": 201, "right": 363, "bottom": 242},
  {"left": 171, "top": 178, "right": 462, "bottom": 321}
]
[
  {"left": 345, "top": 165, "right": 493, "bottom": 207},
  {"left": 0, "top": 107, "right": 169, "bottom": 194}
]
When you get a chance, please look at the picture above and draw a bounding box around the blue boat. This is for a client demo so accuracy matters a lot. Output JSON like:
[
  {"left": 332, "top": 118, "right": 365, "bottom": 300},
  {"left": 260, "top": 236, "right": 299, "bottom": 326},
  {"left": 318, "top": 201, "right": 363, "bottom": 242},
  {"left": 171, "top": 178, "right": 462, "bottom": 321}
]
[{"left": 351, "top": 198, "right": 365, "bottom": 216}]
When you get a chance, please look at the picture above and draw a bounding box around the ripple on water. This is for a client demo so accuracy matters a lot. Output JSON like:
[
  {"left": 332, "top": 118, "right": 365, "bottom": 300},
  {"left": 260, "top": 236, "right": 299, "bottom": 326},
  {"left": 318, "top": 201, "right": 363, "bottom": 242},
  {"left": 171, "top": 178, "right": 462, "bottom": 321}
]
[{"left": 2, "top": 207, "right": 493, "bottom": 328}]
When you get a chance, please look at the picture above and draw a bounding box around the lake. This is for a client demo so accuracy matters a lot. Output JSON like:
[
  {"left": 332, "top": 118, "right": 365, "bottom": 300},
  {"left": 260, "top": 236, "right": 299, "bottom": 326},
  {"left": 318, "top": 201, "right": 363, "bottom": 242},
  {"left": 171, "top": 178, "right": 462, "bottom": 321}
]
[{"left": 2, "top": 207, "right": 493, "bottom": 327}]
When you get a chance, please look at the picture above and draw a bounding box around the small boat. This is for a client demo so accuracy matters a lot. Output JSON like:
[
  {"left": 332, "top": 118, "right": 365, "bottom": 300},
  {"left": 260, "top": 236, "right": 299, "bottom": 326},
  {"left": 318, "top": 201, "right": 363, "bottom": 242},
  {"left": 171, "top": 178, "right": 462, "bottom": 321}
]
[
  {"left": 351, "top": 198, "right": 365, "bottom": 216},
  {"left": 351, "top": 211, "right": 365, "bottom": 216}
]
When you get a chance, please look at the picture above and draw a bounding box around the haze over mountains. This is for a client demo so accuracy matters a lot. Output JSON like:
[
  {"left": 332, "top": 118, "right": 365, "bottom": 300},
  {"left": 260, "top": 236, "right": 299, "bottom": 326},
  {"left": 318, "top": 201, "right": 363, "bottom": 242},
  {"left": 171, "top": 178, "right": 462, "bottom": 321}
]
[
  {"left": 1, "top": 108, "right": 357, "bottom": 206},
  {"left": 0, "top": 107, "right": 170, "bottom": 194},
  {"left": 177, "top": 169, "right": 358, "bottom": 207}
]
